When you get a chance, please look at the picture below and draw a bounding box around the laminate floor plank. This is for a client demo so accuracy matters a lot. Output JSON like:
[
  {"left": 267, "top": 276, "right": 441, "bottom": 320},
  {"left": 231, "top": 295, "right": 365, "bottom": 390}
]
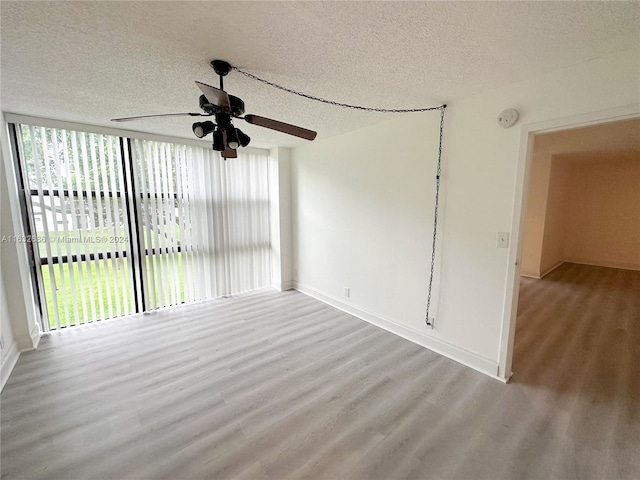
[{"left": 2, "top": 263, "right": 639, "bottom": 479}]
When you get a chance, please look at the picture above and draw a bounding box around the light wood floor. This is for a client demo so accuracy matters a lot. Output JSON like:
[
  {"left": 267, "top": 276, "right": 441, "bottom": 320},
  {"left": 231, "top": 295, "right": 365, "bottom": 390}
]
[{"left": 1, "top": 263, "right": 638, "bottom": 479}]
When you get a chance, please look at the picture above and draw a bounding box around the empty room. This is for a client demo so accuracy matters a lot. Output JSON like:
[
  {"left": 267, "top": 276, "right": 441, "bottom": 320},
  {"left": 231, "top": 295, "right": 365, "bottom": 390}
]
[{"left": 1, "top": 2, "right": 639, "bottom": 479}]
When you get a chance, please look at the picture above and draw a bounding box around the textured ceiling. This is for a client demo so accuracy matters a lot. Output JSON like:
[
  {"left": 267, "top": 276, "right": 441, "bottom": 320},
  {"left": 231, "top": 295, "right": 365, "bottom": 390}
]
[{"left": 2, "top": 1, "right": 639, "bottom": 149}]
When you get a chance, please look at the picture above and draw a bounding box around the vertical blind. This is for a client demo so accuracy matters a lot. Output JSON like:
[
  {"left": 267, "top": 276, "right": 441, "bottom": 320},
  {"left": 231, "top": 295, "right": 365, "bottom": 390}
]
[
  {"left": 18, "top": 126, "right": 135, "bottom": 330},
  {"left": 16, "top": 123, "right": 271, "bottom": 330},
  {"left": 131, "top": 139, "right": 271, "bottom": 308}
]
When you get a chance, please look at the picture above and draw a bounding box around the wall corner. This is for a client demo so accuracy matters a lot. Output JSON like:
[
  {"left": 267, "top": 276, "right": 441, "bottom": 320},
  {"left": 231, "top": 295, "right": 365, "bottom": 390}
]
[{"left": 269, "top": 147, "right": 293, "bottom": 291}]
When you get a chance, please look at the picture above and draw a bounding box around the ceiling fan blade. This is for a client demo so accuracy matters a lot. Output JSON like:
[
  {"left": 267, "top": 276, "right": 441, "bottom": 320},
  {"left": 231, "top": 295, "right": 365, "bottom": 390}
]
[
  {"left": 221, "top": 147, "right": 237, "bottom": 159},
  {"left": 195, "top": 81, "right": 230, "bottom": 109},
  {"left": 111, "top": 113, "right": 206, "bottom": 122},
  {"left": 243, "top": 114, "right": 317, "bottom": 141}
]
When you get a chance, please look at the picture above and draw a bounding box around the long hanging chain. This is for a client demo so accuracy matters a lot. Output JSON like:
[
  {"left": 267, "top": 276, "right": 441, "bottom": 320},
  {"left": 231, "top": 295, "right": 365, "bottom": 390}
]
[
  {"left": 232, "top": 65, "right": 446, "bottom": 328},
  {"left": 231, "top": 66, "right": 444, "bottom": 113},
  {"left": 425, "top": 106, "right": 446, "bottom": 327}
]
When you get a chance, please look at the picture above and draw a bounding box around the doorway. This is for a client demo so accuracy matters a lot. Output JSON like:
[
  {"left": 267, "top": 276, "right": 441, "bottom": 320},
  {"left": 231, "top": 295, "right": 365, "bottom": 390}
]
[{"left": 499, "top": 108, "right": 640, "bottom": 379}]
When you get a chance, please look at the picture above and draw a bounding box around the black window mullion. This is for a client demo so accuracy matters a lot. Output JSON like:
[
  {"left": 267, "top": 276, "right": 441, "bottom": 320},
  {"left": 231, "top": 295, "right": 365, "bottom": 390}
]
[
  {"left": 29, "top": 189, "right": 122, "bottom": 198},
  {"left": 122, "top": 137, "right": 146, "bottom": 313},
  {"left": 40, "top": 249, "right": 130, "bottom": 265}
]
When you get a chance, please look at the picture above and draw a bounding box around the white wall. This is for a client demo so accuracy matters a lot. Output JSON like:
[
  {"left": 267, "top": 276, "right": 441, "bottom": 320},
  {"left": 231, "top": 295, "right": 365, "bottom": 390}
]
[
  {"left": 1, "top": 268, "right": 19, "bottom": 390},
  {"left": 539, "top": 157, "right": 571, "bottom": 275},
  {"left": 291, "top": 49, "right": 640, "bottom": 379},
  {"left": 269, "top": 147, "right": 294, "bottom": 291},
  {"left": 522, "top": 151, "right": 640, "bottom": 277},
  {"left": 563, "top": 153, "right": 640, "bottom": 270},
  {"left": 520, "top": 148, "right": 551, "bottom": 277}
]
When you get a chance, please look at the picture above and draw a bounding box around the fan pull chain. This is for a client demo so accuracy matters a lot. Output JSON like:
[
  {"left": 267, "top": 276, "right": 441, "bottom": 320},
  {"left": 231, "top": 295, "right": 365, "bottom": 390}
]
[
  {"left": 425, "top": 105, "right": 446, "bottom": 328},
  {"left": 231, "top": 66, "right": 445, "bottom": 113}
]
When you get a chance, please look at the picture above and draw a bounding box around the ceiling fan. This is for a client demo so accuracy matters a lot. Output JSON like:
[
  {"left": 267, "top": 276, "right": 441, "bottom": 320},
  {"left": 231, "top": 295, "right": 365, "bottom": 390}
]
[{"left": 112, "top": 60, "right": 317, "bottom": 158}]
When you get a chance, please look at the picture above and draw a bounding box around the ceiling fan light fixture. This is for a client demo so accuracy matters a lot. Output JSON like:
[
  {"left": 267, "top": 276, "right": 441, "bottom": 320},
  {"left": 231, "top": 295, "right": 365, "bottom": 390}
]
[
  {"left": 212, "top": 129, "right": 225, "bottom": 151},
  {"left": 192, "top": 120, "right": 215, "bottom": 138},
  {"left": 112, "top": 60, "right": 316, "bottom": 148},
  {"left": 236, "top": 129, "right": 251, "bottom": 147},
  {"left": 226, "top": 126, "right": 240, "bottom": 149},
  {"left": 199, "top": 94, "right": 210, "bottom": 110}
]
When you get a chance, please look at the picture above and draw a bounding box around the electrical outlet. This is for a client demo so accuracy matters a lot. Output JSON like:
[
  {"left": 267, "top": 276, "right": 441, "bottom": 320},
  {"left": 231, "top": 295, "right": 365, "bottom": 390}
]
[
  {"left": 497, "top": 232, "right": 510, "bottom": 248},
  {"left": 344, "top": 287, "right": 350, "bottom": 298}
]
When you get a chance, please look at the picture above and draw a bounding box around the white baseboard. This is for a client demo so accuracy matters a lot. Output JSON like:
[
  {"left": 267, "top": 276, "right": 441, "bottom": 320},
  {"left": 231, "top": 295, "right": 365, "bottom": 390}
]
[
  {"left": 540, "top": 261, "right": 565, "bottom": 278},
  {"left": 524, "top": 260, "right": 640, "bottom": 281},
  {"left": 16, "top": 328, "right": 40, "bottom": 352},
  {"left": 271, "top": 280, "right": 294, "bottom": 291},
  {"left": 1, "top": 340, "right": 20, "bottom": 391},
  {"left": 520, "top": 273, "right": 541, "bottom": 279},
  {"left": 563, "top": 258, "right": 640, "bottom": 272},
  {"left": 293, "top": 282, "right": 501, "bottom": 380},
  {"left": 30, "top": 323, "right": 41, "bottom": 349}
]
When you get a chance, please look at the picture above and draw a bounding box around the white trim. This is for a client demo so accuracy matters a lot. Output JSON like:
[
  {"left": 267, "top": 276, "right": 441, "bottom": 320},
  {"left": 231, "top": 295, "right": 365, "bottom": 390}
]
[
  {"left": 29, "top": 322, "right": 41, "bottom": 349},
  {"left": 293, "top": 281, "right": 500, "bottom": 379},
  {"left": 1, "top": 340, "right": 20, "bottom": 391},
  {"left": 520, "top": 273, "right": 541, "bottom": 280},
  {"left": 520, "top": 260, "right": 564, "bottom": 280},
  {"left": 521, "top": 258, "right": 639, "bottom": 281},
  {"left": 562, "top": 258, "right": 640, "bottom": 272},
  {"left": 510, "top": 104, "right": 640, "bottom": 136},
  {"left": 272, "top": 280, "right": 294, "bottom": 291},
  {"left": 539, "top": 261, "right": 565, "bottom": 279},
  {"left": 498, "top": 104, "right": 640, "bottom": 380},
  {"left": 15, "top": 336, "right": 37, "bottom": 351},
  {"left": 3, "top": 113, "right": 269, "bottom": 155}
]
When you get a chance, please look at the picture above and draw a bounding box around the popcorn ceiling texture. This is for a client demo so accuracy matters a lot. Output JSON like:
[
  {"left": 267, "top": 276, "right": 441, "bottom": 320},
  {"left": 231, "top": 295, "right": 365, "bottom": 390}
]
[{"left": 1, "top": 1, "right": 638, "bottom": 148}]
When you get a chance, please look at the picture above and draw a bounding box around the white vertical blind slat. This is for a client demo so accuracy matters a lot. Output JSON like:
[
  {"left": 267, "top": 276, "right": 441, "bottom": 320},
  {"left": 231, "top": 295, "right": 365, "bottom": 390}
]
[
  {"left": 151, "top": 142, "right": 167, "bottom": 307},
  {"left": 216, "top": 153, "right": 232, "bottom": 295},
  {"left": 41, "top": 127, "right": 70, "bottom": 328},
  {"left": 208, "top": 150, "right": 223, "bottom": 297},
  {"left": 100, "top": 136, "right": 121, "bottom": 318},
  {"left": 56, "top": 130, "right": 81, "bottom": 325},
  {"left": 205, "top": 149, "right": 217, "bottom": 299},
  {"left": 88, "top": 135, "right": 107, "bottom": 318},
  {"left": 230, "top": 158, "right": 241, "bottom": 292},
  {"left": 69, "top": 132, "right": 93, "bottom": 324},
  {"left": 185, "top": 148, "right": 200, "bottom": 301},
  {"left": 134, "top": 140, "right": 156, "bottom": 310},
  {"left": 91, "top": 134, "right": 113, "bottom": 320},
  {"left": 80, "top": 132, "right": 104, "bottom": 321},
  {"left": 192, "top": 147, "right": 205, "bottom": 300},
  {"left": 162, "top": 143, "right": 179, "bottom": 306},
  {"left": 157, "top": 143, "right": 170, "bottom": 304},
  {"left": 174, "top": 145, "right": 192, "bottom": 303},
  {"left": 146, "top": 142, "right": 161, "bottom": 307}
]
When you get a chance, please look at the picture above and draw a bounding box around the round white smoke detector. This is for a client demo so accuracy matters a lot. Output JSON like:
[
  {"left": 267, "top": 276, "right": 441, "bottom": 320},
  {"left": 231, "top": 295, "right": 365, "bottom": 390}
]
[{"left": 498, "top": 109, "right": 519, "bottom": 128}]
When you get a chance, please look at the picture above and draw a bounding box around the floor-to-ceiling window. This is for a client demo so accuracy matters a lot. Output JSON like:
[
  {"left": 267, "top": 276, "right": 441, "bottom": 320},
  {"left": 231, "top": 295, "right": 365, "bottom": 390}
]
[{"left": 13, "top": 121, "right": 270, "bottom": 331}]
